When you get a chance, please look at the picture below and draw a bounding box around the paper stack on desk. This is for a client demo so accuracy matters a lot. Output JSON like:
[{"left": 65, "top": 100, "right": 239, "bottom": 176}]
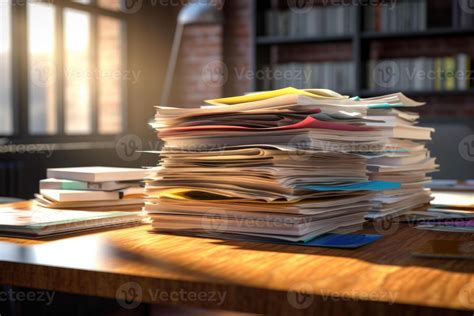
[
  {"left": 146, "top": 87, "right": 436, "bottom": 242},
  {"left": 363, "top": 98, "right": 438, "bottom": 219},
  {"left": 34, "top": 167, "right": 147, "bottom": 211},
  {"left": 409, "top": 190, "right": 474, "bottom": 232}
]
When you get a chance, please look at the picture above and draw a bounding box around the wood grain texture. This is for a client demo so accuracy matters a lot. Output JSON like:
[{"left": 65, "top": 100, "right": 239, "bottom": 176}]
[{"left": 0, "top": 202, "right": 473, "bottom": 315}]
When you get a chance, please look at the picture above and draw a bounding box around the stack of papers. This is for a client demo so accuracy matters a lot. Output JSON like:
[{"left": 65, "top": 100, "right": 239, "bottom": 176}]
[
  {"left": 408, "top": 190, "right": 474, "bottom": 232},
  {"left": 145, "top": 87, "right": 436, "bottom": 242},
  {"left": 431, "top": 191, "right": 474, "bottom": 209},
  {"left": 427, "top": 179, "right": 474, "bottom": 191},
  {"left": 0, "top": 204, "right": 144, "bottom": 238},
  {"left": 35, "top": 167, "right": 148, "bottom": 211},
  {"left": 417, "top": 220, "right": 474, "bottom": 233},
  {"left": 365, "top": 100, "right": 438, "bottom": 218}
]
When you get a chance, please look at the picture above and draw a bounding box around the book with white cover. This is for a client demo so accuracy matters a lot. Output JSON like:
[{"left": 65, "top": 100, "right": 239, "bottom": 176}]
[
  {"left": 40, "top": 178, "right": 140, "bottom": 191},
  {"left": 40, "top": 189, "right": 121, "bottom": 202},
  {"left": 40, "top": 187, "right": 145, "bottom": 202},
  {"left": 34, "top": 194, "right": 144, "bottom": 210},
  {"left": 47, "top": 167, "right": 148, "bottom": 182}
]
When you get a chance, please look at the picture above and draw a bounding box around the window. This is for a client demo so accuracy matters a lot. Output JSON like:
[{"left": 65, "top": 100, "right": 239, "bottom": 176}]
[
  {"left": 0, "top": 2, "right": 12, "bottom": 135},
  {"left": 64, "top": 8, "right": 92, "bottom": 135},
  {"left": 28, "top": 2, "right": 57, "bottom": 135},
  {"left": 1, "top": 0, "right": 127, "bottom": 140}
]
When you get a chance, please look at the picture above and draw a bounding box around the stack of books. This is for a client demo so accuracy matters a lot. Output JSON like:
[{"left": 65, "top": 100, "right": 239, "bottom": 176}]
[
  {"left": 35, "top": 167, "right": 147, "bottom": 211},
  {"left": 364, "top": 95, "right": 437, "bottom": 218},
  {"left": 146, "top": 87, "right": 436, "bottom": 242}
]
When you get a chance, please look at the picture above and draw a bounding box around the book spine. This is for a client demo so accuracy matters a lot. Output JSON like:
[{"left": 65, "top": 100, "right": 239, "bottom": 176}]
[
  {"left": 434, "top": 58, "right": 442, "bottom": 91},
  {"left": 420, "top": 0, "right": 427, "bottom": 31},
  {"left": 375, "top": 3, "right": 381, "bottom": 32},
  {"left": 265, "top": 11, "right": 273, "bottom": 36},
  {"left": 415, "top": 58, "right": 423, "bottom": 90},
  {"left": 444, "top": 57, "right": 456, "bottom": 91}
]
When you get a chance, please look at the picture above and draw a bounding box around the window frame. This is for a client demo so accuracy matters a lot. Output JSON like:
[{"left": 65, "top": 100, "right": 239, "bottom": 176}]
[{"left": 3, "top": 0, "right": 129, "bottom": 144}]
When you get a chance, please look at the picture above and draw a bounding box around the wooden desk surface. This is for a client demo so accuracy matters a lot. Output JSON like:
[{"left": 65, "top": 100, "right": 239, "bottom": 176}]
[{"left": 0, "top": 203, "right": 474, "bottom": 315}]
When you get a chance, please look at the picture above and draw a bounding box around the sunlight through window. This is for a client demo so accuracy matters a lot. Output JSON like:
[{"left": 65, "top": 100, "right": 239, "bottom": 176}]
[
  {"left": 0, "top": 3, "right": 12, "bottom": 135},
  {"left": 28, "top": 2, "right": 57, "bottom": 135}
]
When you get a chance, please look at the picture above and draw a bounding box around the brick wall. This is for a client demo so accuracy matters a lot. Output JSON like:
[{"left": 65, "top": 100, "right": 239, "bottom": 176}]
[
  {"left": 175, "top": 24, "right": 224, "bottom": 106},
  {"left": 174, "top": 0, "right": 252, "bottom": 107},
  {"left": 222, "top": 0, "right": 253, "bottom": 97}
]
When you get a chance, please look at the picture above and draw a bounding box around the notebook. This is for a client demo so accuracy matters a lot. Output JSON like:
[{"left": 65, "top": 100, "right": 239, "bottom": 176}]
[
  {"left": 0, "top": 204, "right": 145, "bottom": 238},
  {"left": 47, "top": 167, "right": 148, "bottom": 182}
]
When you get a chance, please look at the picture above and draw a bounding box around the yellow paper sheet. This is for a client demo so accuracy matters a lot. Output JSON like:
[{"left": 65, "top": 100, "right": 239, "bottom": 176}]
[{"left": 206, "top": 87, "right": 344, "bottom": 105}]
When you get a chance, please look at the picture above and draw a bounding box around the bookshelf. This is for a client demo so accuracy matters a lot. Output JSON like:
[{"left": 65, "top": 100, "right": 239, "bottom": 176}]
[
  {"left": 251, "top": 0, "right": 474, "bottom": 103},
  {"left": 256, "top": 35, "right": 352, "bottom": 45}
]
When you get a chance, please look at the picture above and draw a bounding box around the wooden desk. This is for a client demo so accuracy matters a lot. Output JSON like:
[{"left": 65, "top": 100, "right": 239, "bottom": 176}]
[{"left": 0, "top": 205, "right": 473, "bottom": 315}]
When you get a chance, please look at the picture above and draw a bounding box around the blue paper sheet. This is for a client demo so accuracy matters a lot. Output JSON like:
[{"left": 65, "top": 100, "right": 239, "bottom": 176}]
[
  {"left": 299, "top": 233, "right": 383, "bottom": 248},
  {"left": 303, "top": 181, "right": 401, "bottom": 191},
  {"left": 158, "top": 231, "right": 383, "bottom": 249},
  {"left": 368, "top": 103, "right": 404, "bottom": 109}
]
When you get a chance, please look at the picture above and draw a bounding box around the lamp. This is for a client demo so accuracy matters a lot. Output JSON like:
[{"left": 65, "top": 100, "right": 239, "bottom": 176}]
[{"left": 160, "top": 1, "right": 224, "bottom": 106}]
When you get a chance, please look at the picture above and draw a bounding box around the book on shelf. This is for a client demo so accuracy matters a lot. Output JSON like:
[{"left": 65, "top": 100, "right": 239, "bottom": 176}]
[
  {"left": 265, "top": 5, "right": 354, "bottom": 38},
  {"left": 459, "top": 0, "right": 474, "bottom": 29},
  {"left": 368, "top": 54, "right": 471, "bottom": 92},
  {"left": 457, "top": 54, "right": 471, "bottom": 90},
  {"left": 365, "top": 0, "right": 427, "bottom": 33},
  {"left": 262, "top": 62, "right": 355, "bottom": 93}
]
